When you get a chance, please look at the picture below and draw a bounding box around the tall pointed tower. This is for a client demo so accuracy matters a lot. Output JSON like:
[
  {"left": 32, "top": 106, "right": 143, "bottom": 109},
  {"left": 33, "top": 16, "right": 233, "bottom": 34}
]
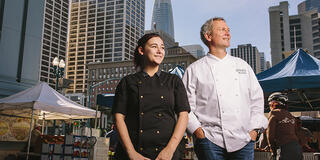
[{"left": 151, "top": 0, "right": 175, "bottom": 39}]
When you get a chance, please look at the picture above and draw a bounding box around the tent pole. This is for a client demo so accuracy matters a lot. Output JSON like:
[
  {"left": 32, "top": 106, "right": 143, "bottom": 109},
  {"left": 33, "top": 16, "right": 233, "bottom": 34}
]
[
  {"left": 42, "top": 113, "right": 45, "bottom": 134},
  {"left": 302, "top": 92, "right": 313, "bottom": 109},
  {"left": 95, "top": 105, "right": 99, "bottom": 129},
  {"left": 26, "top": 106, "right": 34, "bottom": 160}
]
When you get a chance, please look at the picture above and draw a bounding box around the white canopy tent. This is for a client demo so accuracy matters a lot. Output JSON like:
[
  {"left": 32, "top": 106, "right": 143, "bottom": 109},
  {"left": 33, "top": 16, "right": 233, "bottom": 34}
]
[
  {"left": 0, "top": 82, "right": 100, "bottom": 159},
  {"left": 0, "top": 82, "right": 99, "bottom": 119}
]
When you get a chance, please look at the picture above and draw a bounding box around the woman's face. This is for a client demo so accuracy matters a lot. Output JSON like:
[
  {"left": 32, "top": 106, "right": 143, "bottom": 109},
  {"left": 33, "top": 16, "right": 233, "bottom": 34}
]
[{"left": 138, "top": 37, "right": 165, "bottom": 66}]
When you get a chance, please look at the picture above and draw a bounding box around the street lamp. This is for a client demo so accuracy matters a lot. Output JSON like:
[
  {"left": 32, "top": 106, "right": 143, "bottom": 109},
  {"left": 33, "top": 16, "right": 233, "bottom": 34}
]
[
  {"left": 52, "top": 57, "right": 65, "bottom": 91},
  {"left": 52, "top": 57, "right": 65, "bottom": 135}
]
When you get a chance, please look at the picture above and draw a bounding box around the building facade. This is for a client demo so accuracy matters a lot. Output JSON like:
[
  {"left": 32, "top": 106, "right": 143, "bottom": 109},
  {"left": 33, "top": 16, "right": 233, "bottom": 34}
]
[
  {"left": 230, "top": 44, "right": 261, "bottom": 74},
  {"left": 66, "top": 0, "right": 145, "bottom": 95},
  {"left": 0, "top": 0, "right": 69, "bottom": 98},
  {"left": 145, "top": 29, "right": 177, "bottom": 50},
  {"left": 269, "top": 1, "right": 320, "bottom": 65},
  {"left": 298, "top": 0, "right": 320, "bottom": 14},
  {"left": 40, "top": 0, "right": 69, "bottom": 86},
  {"left": 269, "top": 1, "right": 291, "bottom": 66},
  {"left": 86, "top": 48, "right": 196, "bottom": 107},
  {"left": 259, "top": 52, "right": 266, "bottom": 72},
  {"left": 181, "top": 44, "right": 205, "bottom": 58},
  {"left": 151, "top": 0, "right": 174, "bottom": 39}
]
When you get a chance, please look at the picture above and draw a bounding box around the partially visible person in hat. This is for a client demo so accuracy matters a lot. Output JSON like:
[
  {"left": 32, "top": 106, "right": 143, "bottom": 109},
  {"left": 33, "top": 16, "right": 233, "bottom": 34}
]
[
  {"left": 30, "top": 123, "right": 42, "bottom": 153},
  {"left": 266, "top": 92, "right": 302, "bottom": 160}
]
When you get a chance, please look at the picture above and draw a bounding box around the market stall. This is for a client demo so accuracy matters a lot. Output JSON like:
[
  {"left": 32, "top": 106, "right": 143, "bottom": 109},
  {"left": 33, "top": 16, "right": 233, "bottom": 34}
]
[
  {"left": 256, "top": 49, "right": 320, "bottom": 159},
  {"left": 0, "top": 82, "right": 100, "bottom": 160},
  {"left": 257, "top": 49, "right": 320, "bottom": 112}
]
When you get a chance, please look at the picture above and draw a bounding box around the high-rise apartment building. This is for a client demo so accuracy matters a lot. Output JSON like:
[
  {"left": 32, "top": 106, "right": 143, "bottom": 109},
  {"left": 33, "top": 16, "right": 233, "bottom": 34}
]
[
  {"left": 0, "top": 0, "right": 69, "bottom": 98},
  {"left": 269, "top": 1, "right": 291, "bottom": 66},
  {"left": 230, "top": 44, "right": 261, "bottom": 74},
  {"left": 40, "top": 0, "right": 69, "bottom": 86},
  {"left": 66, "top": 0, "right": 145, "bottom": 94},
  {"left": 259, "top": 52, "right": 266, "bottom": 72},
  {"left": 269, "top": 1, "right": 320, "bottom": 65},
  {"left": 151, "top": 0, "right": 174, "bottom": 39}
]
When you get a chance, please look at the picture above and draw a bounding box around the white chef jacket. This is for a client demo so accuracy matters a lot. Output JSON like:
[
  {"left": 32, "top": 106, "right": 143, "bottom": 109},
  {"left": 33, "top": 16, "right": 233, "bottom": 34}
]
[{"left": 182, "top": 53, "right": 268, "bottom": 152}]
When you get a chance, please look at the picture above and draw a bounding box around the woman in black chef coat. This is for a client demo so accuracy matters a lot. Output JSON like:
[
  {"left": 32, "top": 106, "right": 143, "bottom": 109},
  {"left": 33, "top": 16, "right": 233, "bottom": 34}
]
[{"left": 112, "top": 33, "right": 190, "bottom": 160}]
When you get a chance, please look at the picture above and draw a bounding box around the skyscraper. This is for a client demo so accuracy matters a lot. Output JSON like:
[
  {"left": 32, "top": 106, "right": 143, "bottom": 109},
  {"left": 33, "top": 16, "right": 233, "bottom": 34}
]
[
  {"left": 151, "top": 0, "right": 174, "bottom": 39},
  {"left": 40, "top": 0, "right": 69, "bottom": 86},
  {"left": 0, "top": 0, "right": 69, "bottom": 98},
  {"left": 259, "top": 52, "right": 266, "bottom": 72},
  {"left": 298, "top": 0, "right": 320, "bottom": 14},
  {"left": 269, "top": 1, "right": 320, "bottom": 65},
  {"left": 230, "top": 44, "right": 262, "bottom": 74},
  {"left": 269, "top": 1, "right": 290, "bottom": 66},
  {"left": 66, "top": 0, "right": 145, "bottom": 94}
]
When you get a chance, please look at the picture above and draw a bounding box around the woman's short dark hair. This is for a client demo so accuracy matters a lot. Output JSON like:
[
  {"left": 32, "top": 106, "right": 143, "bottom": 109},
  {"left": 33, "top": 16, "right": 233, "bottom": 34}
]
[{"left": 134, "top": 33, "right": 163, "bottom": 70}]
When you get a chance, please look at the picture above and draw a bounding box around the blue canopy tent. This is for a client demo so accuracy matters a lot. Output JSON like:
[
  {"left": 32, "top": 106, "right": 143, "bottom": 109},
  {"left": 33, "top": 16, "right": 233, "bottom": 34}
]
[
  {"left": 169, "top": 65, "right": 185, "bottom": 79},
  {"left": 257, "top": 49, "right": 320, "bottom": 112}
]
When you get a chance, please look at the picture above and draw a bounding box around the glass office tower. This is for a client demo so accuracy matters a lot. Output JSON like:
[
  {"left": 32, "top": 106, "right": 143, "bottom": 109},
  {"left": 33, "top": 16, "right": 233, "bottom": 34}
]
[{"left": 151, "top": 0, "right": 174, "bottom": 39}]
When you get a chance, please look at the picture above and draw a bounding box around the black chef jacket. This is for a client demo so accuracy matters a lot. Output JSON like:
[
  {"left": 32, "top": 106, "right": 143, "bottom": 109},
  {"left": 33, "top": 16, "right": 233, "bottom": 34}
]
[{"left": 112, "top": 70, "right": 190, "bottom": 159}]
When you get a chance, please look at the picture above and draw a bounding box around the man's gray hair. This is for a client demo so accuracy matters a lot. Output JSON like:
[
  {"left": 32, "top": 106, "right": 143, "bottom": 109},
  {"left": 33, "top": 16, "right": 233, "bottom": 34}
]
[{"left": 200, "top": 17, "right": 225, "bottom": 47}]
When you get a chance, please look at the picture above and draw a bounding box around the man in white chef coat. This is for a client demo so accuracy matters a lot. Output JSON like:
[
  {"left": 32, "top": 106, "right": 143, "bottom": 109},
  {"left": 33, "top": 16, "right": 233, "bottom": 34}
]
[{"left": 182, "top": 17, "right": 268, "bottom": 160}]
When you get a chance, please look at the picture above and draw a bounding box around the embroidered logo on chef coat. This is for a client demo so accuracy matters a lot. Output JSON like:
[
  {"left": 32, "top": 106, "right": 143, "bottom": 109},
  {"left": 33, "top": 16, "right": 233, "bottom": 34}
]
[{"left": 236, "top": 69, "right": 247, "bottom": 74}]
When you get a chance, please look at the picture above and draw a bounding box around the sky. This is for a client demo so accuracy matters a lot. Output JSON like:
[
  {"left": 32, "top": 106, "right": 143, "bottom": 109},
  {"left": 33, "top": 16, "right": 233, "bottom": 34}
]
[{"left": 145, "top": 0, "right": 306, "bottom": 63}]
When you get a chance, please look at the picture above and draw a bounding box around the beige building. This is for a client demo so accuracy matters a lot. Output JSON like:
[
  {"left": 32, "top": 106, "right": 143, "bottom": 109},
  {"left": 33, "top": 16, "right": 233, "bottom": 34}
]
[
  {"left": 269, "top": 1, "right": 320, "bottom": 66},
  {"left": 66, "top": 0, "right": 145, "bottom": 95},
  {"left": 230, "top": 44, "right": 262, "bottom": 74}
]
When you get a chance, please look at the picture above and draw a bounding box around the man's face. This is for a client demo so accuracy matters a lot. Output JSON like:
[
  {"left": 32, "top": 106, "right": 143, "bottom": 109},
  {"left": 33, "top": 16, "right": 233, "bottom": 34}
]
[
  {"left": 206, "top": 20, "right": 231, "bottom": 48},
  {"left": 269, "top": 101, "right": 278, "bottom": 110}
]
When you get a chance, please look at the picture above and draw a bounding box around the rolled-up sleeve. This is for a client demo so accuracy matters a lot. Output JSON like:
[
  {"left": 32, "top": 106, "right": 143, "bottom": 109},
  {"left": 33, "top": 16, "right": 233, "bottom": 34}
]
[
  {"left": 247, "top": 66, "right": 268, "bottom": 131},
  {"left": 112, "top": 78, "right": 128, "bottom": 115},
  {"left": 182, "top": 67, "right": 201, "bottom": 134}
]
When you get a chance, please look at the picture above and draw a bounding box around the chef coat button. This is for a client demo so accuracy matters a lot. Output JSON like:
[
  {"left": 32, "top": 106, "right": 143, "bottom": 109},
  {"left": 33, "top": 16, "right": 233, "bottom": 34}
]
[
  {"left": 138, "top": 81, "right": 142, "bottom": 84},
  {"left": 158, "top": 113, "right": 162, "bottom": 117},
  {"left": 155, "top": 148, "right": 159, "bottom": 151},
  {"left": 160, "top": 96, "right": 164, "bottom": 99},
  {"left": 140, "top": 147, "right": 143, "bottom": 151},
  {"left": 140, "top": 112, "right": 144, "bottom": 116},
  {"left": 235, "top": 94, "right": 238, "bottom": 96},
  {"left": 235, "top": 78, "right": 238, "bottom": 80},
  {"left": 140, "top": 95, "right": 143, "bottom": 99},
  {"left": 156, "top": 130, "right": 160, "bottom": 134},
  {"left": 140, "top": 130, "right": 143, "bottom": 133}
]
